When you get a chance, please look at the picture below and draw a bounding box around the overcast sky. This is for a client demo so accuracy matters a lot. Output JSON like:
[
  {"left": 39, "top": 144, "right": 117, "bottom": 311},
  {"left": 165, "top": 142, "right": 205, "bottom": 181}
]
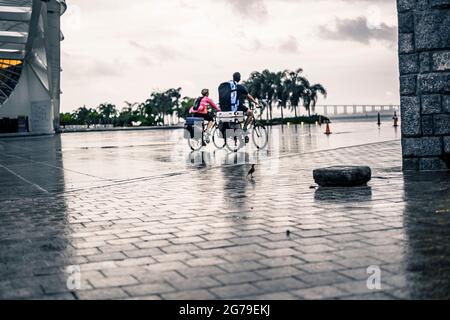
[{"left": 60, "top": 0, "right": 399, "bottom": 112}]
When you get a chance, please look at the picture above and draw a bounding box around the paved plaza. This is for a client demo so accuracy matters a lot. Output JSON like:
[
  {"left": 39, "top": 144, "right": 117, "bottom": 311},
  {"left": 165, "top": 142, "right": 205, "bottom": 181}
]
[{"left": 0, "top": 121, "right": 449, "bottom": 300}]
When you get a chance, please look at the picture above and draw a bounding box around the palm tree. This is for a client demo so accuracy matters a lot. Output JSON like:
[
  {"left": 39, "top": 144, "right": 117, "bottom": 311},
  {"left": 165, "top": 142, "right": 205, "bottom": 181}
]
[
  {"left": 286, "top": 69, "right": 306, "bottom": 118},
  {"left": 167, "top": 87, "right": 181, "bottom": 125},
  {"left": 245, "top": 71, "right": 267, "bottom": 120},
  {"left": 302, "top": 80, "right": 327, "bottom": 118},
  {"left": 274, "top": 70, "right": 290, "bottom": 121},
  {"left": 261, "top": 70, "right": 278, "bottom": 121}
]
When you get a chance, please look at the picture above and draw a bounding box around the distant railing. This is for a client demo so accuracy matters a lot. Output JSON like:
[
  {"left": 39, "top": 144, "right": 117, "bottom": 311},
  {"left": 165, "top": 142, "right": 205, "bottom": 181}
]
[
  {"left": 312, "top": 105, "right": 400, "bottom": 118},
  {"left": 62, "top": 124, "right": 114, "bottom": 130}
]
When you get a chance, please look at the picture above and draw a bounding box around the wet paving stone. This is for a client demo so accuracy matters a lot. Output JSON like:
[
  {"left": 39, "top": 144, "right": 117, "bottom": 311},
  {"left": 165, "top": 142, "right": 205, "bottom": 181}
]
[{"left": 0, "top": 124, "right": 449, "bottom": 299}]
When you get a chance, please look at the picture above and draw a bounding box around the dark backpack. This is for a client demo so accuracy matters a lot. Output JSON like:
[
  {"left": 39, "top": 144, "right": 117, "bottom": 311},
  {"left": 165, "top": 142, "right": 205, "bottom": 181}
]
[
  {"left": 192, "top": 96, "right": 204, "bottom": 112},
  {"left": 218, "top": 81, "right": 238, "bottom": 112}
]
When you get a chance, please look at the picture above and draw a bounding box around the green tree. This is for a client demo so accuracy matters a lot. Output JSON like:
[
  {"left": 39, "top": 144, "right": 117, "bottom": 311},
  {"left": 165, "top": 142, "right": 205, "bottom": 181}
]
[
  {"left": 148, "top": 87, "right": 181, "bottom": 126},
  {"left": 116, "top": 106, "right": 135, "bottom": 127},
  {"left": 60, "top": 112, "right": 74, "bottom": 128},
  {"left": 98, "top": 103, "right": 117, "bottom": 125},
  {"left": 75, "top": 106, "right": 93, "bottom": 127},
  {"left": 138, "top": 100, "right": 157, "bottom": 126},
  {"left": 176, "top": 97, "right": 195, "bottom": 120}
]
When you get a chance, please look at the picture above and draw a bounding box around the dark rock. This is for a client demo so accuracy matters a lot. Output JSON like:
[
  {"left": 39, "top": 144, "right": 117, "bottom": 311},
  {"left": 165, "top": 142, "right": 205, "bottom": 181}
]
[
  {"left": 418, "top": 0, "right": 430, "bottom": 10},
  {"left": 400, "top": 75, "right": 417, "bottom": 95},
  {"left": 418, "top": 72, "right": 450, "bottom": 94},
  {"left": 313, "top": 166, "right": 372, "bottom": 187},
  {"left": 445, "top": 136, "right": 450, "bottom": 153},
  {"left": 399, "top": 33, "right": 415, "bottom": 54},
  {"left": 398, "top": 0, "right": 450, "bottom": 171},
  {"left": 441, "top": 154, "right": 450, "bottom": 169},
  {"left": 443, "top": 95, "right": 450, "bottom": 113},
  {"left": 415, "top": 10, "right": 450, "bottom": 50},
  {"left": 421, "top": 115, "right": 434, "bottom": 135},
  {"left": 401, "top": 96, "right": 421, "bottom": 136},
  {"left": 421, "top": 94, "right": 442, "bottom": 114},
  {"left": 430, "top": 0, "right": 450, "bottom": 9},
  {"left": 402, "top": 137, "right": 442, "bottom": 157},
  {"left": 432, "top": 51, "right": 450, "bottom": 71},
  {"left": 400, "top": 53, "right": 419, "bottom": 74},
  {"left": 403, "top": 157, "right": 420, "bottom": 171},
  {"left": 419, "top": 157, "right": 448, "bottom": 170},
  {"left": 420, "top": 52, "right": 431, "bottom": 73},
  {"left": 433, "top": 114, "right": 450, "bottom": 135},
  {"left": 399, "top": 12, "right": 415, "bottom": 33},
  {"left": 398, "top": 0, "right": 415, "bottom": 12}
]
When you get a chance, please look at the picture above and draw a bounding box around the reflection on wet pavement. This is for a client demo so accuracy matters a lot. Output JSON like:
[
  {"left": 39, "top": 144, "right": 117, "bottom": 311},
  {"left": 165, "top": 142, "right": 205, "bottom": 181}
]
[{"left": 0, "top": 121, "right": 449, "bottom": 300}]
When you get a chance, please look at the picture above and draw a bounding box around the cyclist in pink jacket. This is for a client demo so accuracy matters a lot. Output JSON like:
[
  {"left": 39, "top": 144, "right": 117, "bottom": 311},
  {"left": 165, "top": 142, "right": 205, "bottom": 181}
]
[{"left": 189, "top": 89, "right": 221, "bottom": 134}]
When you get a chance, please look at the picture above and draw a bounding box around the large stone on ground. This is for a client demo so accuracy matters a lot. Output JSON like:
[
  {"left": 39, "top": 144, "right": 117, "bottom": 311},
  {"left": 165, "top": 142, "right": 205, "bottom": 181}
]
[{"left": 313, "top": 166, "right": 372, "bottom": 187}]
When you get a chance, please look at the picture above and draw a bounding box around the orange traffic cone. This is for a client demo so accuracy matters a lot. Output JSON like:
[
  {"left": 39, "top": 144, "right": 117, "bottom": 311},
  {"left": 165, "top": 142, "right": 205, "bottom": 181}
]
[{"left": 325, "top": 121, "right": 332, "bottom": 135}]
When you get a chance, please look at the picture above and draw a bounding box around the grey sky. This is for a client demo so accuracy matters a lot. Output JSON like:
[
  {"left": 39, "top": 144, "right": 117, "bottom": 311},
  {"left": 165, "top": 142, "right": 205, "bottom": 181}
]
[{"left": 61, "top": 0, "right": 399, "bottom": 112}]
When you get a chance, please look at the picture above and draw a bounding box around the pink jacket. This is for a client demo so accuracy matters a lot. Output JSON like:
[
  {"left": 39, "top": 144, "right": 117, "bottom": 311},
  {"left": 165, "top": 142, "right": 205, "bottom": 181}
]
[{"left": 189, "top": 96, "right": 221, "bottom": 114}]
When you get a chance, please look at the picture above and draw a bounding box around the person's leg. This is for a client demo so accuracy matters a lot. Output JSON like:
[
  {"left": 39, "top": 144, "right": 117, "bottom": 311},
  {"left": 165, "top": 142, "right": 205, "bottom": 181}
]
[
  {"left": 243, "top": 110, "right": 254, "bottom": 131},
  {"left": 204, "top": 113, "right": 214, "bottom": 131}
]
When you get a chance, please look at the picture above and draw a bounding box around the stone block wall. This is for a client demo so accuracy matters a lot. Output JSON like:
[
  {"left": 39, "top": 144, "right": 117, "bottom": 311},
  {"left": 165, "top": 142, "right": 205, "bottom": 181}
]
[{"left": 398, "top": 0, "right": 450, "bottom": 170}]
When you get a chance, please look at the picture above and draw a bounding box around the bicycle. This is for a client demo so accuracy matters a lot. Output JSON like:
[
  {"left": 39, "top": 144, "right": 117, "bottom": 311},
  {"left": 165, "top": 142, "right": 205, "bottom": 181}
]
[
  {"left": 185, "top": 115, "right": 226, "bottom": 151},
  {"left": 221, "top": 103, "right": 269, "bottom": 152},
  {"left": 251, "top": 102, "right": 269, "bottom": 150}
]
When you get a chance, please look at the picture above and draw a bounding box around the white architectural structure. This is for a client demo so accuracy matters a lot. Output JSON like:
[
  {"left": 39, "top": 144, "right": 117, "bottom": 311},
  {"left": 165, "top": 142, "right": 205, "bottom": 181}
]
[{"left": 0, "top": 0, "right": 66, "bottom": 134}]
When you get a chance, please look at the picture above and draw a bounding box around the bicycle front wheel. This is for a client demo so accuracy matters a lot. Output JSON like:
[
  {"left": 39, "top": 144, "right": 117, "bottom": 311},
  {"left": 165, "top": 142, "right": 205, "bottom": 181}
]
[{"left": 252, "top": 124, "right": 269, "bottom": 150}]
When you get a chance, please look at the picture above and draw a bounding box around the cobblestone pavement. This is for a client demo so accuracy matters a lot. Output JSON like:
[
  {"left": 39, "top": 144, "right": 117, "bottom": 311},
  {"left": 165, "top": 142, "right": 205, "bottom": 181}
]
[{"left": 0, "top": 123, "right": 449, "bottom": 300}]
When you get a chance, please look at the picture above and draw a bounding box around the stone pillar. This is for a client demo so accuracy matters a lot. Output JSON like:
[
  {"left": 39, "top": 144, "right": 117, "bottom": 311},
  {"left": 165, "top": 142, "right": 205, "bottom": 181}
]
[{"left": 398, "top": 0, "right": 450, "bottom": 170}]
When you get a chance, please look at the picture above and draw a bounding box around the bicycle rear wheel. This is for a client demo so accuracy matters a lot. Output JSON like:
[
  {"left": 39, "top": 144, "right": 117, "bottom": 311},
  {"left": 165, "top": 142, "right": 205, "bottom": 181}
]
[
  {"left": 252, "top": 124, "right": 268, "bottom": 150},
  {"left": 188, "top": 136, "right": 204, "bottom": 151},
  {"left": 212, "top": 127, "right": 226, "bottom": 149},
  {"left": 225, "top": 128, "right": 245, "bottom": 152}
]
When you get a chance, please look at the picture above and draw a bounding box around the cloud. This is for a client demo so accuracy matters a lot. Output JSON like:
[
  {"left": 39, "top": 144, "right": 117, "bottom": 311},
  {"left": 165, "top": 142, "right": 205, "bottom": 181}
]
[
  {"left": 62, "top": 51, "right": 123, "bottom": 78},
  {"left": 223, "top": 0, "right": 268, "bottom": 19},
  {"left": 252, "top": 39, "right": 264, "bottom": 51},
  {"left": 318, "top": 16, "right": 397, "bottom": 45},
  {"left": 279, "top": 36, "right": 300, "bottom": 54},
  {"left": 129, "top": 41, "right": 185, "bottom": 62}
]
